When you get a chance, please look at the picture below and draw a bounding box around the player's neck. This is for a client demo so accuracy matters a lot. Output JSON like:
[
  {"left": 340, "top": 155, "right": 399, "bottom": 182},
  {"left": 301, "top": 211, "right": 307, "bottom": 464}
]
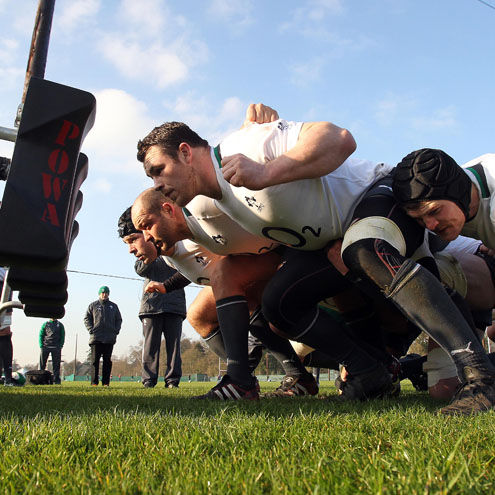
[
  {"left": 468, "top": 183, "right": 480, "bottom": 219},
  {"left": 199, "top": 146, "right": 222, "bottom": 200}
]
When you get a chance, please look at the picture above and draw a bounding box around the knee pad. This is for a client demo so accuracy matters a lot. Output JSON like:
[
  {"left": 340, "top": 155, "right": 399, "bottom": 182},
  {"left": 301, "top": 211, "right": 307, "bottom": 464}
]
[
  {"left": 342, "top": 216, "right": 406, "bottom": 257},
  {"left": 341, "top": 217, "right": 408, "bottom": 292}
]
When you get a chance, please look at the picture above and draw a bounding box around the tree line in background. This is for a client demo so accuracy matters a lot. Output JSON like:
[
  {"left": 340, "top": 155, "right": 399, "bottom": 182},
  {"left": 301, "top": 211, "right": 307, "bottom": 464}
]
[
  {"left": 19, "top": 338, "right": 288, "bottom": 379},
  {"left": 17, "top": 333, "right": 435, "bottom": 379}
]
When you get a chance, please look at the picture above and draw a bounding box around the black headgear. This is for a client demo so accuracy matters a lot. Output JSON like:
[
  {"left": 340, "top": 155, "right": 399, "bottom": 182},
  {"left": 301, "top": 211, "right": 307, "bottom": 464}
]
[
  {"left": 392, "top": 148, "right": 472, "bottom": 219},
  {"left": 117, "top": 207, "right": 140, "bottom": 238}
]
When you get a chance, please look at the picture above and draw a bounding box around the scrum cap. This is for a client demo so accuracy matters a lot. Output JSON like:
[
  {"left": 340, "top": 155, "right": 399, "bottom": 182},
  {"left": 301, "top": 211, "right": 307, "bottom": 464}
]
[
  {"left": 393, "top": 148, "right": 472, "bottom": 219},
  {"left": 118, "top": 207, "right": 140, "bottom": 238}
]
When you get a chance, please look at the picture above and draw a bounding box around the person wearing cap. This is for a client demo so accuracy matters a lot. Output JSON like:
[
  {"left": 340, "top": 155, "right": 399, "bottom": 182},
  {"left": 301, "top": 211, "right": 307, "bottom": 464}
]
[
  {"left": 83, "top": 286, "right": 122, "bottom": 386},
  {"left": 0, "top": 267, "right": 14, "bottom": 386},
  {"left": 118, "top": 207, "right": 186, "bottom": 388}
]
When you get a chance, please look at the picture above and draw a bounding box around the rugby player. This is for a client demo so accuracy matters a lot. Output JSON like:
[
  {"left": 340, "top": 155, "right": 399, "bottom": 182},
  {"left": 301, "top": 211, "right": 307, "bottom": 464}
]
[
  {"left": 128, "top": 192, "right": 320, "bottom": 399},
  {"left": 136, "top": 116, "right": 401, "bottom": 401},
  {"left": 331, "top": 150, "right": 495, "bottom": 415}
]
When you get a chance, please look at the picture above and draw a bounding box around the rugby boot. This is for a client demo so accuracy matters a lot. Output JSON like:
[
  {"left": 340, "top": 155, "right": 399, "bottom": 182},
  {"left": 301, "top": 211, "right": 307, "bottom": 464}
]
[
  {"left": 440, "top": 366, "right": 495, "bottom": 416},
  {"left": 335, "top": 363, "right": 395, "bottom": 401},
  {"left": 192, "top": 375, "right": 259, "bottom": 401},
  {"left": 262, "top": 373, "right": 319, "bottom": 398}
]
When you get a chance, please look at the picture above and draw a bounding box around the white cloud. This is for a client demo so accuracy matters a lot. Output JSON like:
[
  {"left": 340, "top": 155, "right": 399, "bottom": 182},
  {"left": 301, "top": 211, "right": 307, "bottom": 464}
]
[
  {"left": 91, "top": 177, "right": 112, "bottom": 193},
  {"left": 118, "top": 0, "right": 167, "bottom": 37},
  {"left": 97, "top": 2, "right": 208, "bottom": 89},
  {"left": 162, "top": 93, "right": 246, "bottom": 144},
  {"left": 374, "top": 93, "right": 418, "bottom": 126},
  {"left": 288, "top": 56, "right": 326, "bottom": 87},
  {"left": 207, "top": 0, "right": 254, "bottom": 32},
  {"left": 280, "top": 0, "right": 343, "bottom": 36},
  {"left": 83, "top": 89, "right": 153, "bottom": 174},
  {"left": 57, "top": 0, "right": 101, "bottom": 34},
  {"left": 412, "top": 106, "right": 459, "bottom": 132},
  {"left": 98, "top": 37, "right": 192, "bottom": 88},
  {"left": 374, "top": 94, "right": 459, "bottom": 134},
  {"left": 0, "top": 37, "right": 24, "bottom": 91}
]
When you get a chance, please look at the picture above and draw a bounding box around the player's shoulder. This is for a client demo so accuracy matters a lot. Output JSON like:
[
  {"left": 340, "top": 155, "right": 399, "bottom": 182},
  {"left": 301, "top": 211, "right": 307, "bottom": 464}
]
[{"left": 463, "top": 154, "right": 495, "bottom": 170}]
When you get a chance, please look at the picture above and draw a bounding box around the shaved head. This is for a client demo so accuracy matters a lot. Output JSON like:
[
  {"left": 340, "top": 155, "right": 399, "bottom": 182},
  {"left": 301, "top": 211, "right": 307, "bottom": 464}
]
[
  {"left": 130, "top": 187, "right": 190, "bottom": 250},
  {"left": 133, "top": 187, "right": 169, "bottom": 217}
]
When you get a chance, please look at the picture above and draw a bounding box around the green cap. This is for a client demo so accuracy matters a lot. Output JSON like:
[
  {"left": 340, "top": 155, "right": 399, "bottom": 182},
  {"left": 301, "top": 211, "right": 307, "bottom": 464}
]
[{"left": 98, "top": 286, "right": 110, "bottom": 295}]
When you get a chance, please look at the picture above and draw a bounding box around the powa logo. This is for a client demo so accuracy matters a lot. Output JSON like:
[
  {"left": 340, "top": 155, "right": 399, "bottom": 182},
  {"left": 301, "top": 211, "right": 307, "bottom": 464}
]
[{"left": 41, "top": 120, "right": 81, "bottom": 227}]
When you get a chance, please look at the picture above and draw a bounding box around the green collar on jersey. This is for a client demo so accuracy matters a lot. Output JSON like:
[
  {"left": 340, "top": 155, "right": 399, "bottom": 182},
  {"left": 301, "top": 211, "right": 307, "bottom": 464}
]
[
  {"left": 466, "top": 164, "right": 490, "bottom": 199},
  {"left": 214, "top": 145, "right": 222, "bottom": 168},
  {"left": 182, "top": 207, "right": 192, "bottom": 217}
]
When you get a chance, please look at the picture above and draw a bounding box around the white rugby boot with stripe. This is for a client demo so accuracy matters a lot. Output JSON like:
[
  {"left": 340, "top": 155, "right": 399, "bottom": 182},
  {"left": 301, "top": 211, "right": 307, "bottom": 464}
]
[{"left": 192, "top": 375, "right": 259, "bottom": 401}]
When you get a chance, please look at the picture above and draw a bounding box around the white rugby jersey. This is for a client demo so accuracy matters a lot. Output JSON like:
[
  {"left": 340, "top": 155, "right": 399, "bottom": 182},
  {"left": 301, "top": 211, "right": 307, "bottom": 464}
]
[
  {"left": 182, "top": 195, "right": 277, "bottom": 256},
  {"left": 163, "top": 239, "right": 222, "bottom": 286},
  {"left": 193, "top": 120, "right": 392, "bottom": 250},
  {"left": 442, "top": 235, "right": 481, "bottom": 255},
  {"left": 462, "top": 154, "right": 495, "bottom": 249}
]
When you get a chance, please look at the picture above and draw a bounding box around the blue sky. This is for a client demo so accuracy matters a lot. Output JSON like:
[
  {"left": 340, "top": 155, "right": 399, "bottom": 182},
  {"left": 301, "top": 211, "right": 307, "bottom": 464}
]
[{"left": 1, "top": 0, "right": 494, "bottom": 366}]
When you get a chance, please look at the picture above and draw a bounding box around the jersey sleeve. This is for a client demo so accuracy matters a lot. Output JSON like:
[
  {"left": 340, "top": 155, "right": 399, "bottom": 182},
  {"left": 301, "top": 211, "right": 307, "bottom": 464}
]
[{"left": 220, "top": 120, "right": 303, "bottom": 164}]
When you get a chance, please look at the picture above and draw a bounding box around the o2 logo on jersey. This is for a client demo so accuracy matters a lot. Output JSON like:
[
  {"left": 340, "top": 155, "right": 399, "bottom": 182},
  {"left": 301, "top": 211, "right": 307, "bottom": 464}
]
[
  {"left": 245, "top": 196, "right": 264, "bottom": 212},
  {"left": 261, "top": 225, "right": 322, "bottom": 248}
]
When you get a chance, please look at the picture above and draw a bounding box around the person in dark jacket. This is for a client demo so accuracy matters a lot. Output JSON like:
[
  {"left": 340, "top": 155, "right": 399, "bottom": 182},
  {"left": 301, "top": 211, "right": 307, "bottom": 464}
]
[
  {"left": 118, "top": 207, "right": 186, "bottom": 388},
  {"left": 0, "top": 267, "right": 14, "bottom": 386},
  {"left": 84, "top": 286, "right": 122, "bottom": 386},
  {"left": 39, "top": 318, "right": 65, "bottom": 384}
]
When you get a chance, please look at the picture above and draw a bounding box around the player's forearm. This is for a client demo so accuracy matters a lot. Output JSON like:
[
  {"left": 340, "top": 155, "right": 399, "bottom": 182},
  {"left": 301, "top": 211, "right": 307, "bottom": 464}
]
[{"left": 265, "top": 122, "right": 356, "bottom": 186}]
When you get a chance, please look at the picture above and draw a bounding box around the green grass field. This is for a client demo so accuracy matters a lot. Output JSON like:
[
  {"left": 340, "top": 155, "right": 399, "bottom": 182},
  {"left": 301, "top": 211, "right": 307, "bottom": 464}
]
[{"left": 1, "top": 381, "right": 494, "bottom": 494}]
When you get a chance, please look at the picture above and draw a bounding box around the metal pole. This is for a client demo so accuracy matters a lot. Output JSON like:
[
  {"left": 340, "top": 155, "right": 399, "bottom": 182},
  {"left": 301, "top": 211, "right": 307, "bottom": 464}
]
[
  {"left": 73, "top": 333, "right": 78, "bottom": 376},
  {"left": 314, "top": 367, "right": 320, "bottom": 385},
  {"left": 16, "top": 0, "right": 56, "bottom": 127},
  {"left": 0, "top": 269, "right": 23, "bottom": 316},
  {"left": 0, "top": 127, "right": 17, "bottom": 142}
]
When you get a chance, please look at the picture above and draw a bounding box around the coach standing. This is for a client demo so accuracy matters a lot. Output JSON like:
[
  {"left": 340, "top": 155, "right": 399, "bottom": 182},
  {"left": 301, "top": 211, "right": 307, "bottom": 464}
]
[
  {"left": 118, "top": 207, "right": 186, "bottom": 388},
  {"left": 84, "top": 286, "right": 122, "bottom": 386}
]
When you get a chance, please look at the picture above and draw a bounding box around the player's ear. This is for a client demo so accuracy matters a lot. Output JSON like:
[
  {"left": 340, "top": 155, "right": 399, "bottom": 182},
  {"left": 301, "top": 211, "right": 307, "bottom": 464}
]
[
  {"left": 178, "top": 142, "right": 192, "bottom": 162},
  {"left": 161, "top": 201, "right": 174, "bottom": 217}
]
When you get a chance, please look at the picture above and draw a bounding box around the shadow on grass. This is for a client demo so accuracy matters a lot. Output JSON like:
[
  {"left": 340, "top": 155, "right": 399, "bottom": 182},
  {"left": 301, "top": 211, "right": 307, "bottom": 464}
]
[{"left": 0, "top": 384, "right": 446, "bottom": 419}]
